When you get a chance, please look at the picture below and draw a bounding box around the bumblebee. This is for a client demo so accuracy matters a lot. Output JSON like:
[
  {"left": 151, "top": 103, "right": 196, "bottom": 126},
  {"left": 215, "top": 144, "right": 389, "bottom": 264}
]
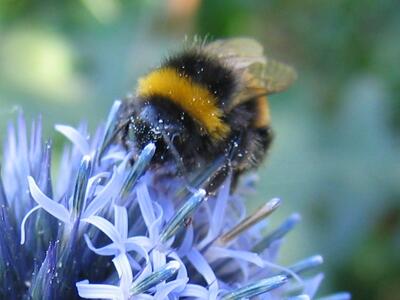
[{"left": 117, "top": 38, "right": 296, "bottom": 187}]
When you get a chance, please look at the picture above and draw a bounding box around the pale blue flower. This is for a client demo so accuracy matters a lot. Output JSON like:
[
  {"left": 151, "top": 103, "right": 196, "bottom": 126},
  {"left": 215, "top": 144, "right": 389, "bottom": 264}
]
[
  {"left": 0, "top": 101, "right": 350, "bottom": 299},
  {"left": 20, "top": 154, "right": 121, "bottom": 244}
]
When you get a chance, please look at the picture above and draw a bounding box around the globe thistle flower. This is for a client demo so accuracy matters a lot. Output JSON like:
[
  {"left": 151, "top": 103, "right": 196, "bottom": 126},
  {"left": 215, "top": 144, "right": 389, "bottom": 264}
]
[{"left": 0, "top": 101, "right": 350, "bottom": 299}]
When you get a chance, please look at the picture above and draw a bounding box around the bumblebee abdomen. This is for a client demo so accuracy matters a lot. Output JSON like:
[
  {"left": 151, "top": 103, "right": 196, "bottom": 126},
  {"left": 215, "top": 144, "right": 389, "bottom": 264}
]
[{"left": 225, "top": 96, "right": 273, "bottom": 179}]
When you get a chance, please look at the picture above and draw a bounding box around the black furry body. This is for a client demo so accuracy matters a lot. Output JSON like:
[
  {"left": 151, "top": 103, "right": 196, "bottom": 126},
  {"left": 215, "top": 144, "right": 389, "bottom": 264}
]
[{"left": 118, "top": 50, "right": 273, "bottom": 187}]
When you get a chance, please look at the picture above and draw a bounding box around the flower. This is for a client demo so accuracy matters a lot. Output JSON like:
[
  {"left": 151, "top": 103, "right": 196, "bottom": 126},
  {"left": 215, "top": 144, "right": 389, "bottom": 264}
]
[{"left": 0, "top": 101, "right": 350, "bottom": 299}]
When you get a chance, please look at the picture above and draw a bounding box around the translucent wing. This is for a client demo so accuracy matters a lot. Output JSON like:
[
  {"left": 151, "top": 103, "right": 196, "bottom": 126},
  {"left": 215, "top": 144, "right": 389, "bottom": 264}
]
[
  {"left": 205, "top": 37, "right": 266, "bottom": 68},
  {"left": 246, "top": 59, "right": 297, "bottom": 94},
  {"left": 205, "top": 38, "right": 297, "bottom": 107}
]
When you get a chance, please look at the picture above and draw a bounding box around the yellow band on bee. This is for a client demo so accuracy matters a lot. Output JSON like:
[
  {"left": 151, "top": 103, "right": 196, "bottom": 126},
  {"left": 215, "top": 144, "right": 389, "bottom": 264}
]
[{"left": 137, "top": 67, "right": 230, "bottom": 140}]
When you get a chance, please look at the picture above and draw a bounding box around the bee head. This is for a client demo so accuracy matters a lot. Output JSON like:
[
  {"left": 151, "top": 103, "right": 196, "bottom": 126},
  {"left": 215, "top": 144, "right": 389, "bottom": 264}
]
[{"left": 131, "top": 102, "right": 189, "bottom": 162}]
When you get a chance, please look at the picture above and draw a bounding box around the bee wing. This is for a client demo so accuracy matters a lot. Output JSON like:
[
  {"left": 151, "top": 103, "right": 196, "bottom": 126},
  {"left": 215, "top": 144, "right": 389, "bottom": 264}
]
[
  {"left": 206, "top": 38, "right": 297, "bottom": 108},
  {"left": 243, "top": 59, "right": 297, "bottom": 94},
  {"left": 205, "top": 37, "right": 266, "bottom": 67}
]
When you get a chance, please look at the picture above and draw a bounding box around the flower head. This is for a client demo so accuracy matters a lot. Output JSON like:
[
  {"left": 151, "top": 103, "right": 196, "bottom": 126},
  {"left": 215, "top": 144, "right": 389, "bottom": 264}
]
[{"left": 0, "top": 101, "right": 350, "bottom": 299}]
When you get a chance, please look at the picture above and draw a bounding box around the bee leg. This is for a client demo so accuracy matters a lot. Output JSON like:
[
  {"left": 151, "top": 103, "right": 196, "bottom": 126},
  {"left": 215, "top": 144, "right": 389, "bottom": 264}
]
[
  {"left": 161, "top": 133, "right": 197, "bottom": 194},
  {"left": 203, "top": 163, "right": 231, "bottom": 195},
  {"left": 205, "top": 133, "right": 241, "bottom": 193},
  {"left": 230, "top": 169, "right": 244, "bottom": 191}
]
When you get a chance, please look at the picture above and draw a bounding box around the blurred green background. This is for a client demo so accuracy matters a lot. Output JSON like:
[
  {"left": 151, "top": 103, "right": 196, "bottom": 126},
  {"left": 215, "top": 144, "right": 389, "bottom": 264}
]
[{"left": 1, "top": 0, "right": 399, "bottom": 298}]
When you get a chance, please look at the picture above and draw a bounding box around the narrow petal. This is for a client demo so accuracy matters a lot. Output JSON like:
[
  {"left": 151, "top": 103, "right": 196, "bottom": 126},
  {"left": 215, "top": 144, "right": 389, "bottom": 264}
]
[
  {"left": 86, "top": 171, "right": 110, "bottom": 199},
  {"left": 210, "top": 177, "right": 231, "bottom": 237},
  {"left": 208, "top": 246, "right": 264, "bottom": 267},
  {"left": 113, "top": 254, "right": 133, "bottom": 284},
  {"left": 168, "top": 252, "right": 188, "bottom": 283},
  {"left": 84, "top": 234, "right": 119, "bottom": 256},
  {"left": 180, "top": 284, "right": 211, "bottom": 299},
  {"left": 148, "top": 201, "right": 163, "bottom": 241},
  {"left": 186, "top": 248, "right": 219, "bottom": 299},
  {"left": 262, "top": 239, "right": 282, "bottom": 262},
  {"left": 55, "top": 125, "right": 90, "bottom": 155},
  {"left": 197, "top": 178, "right": 231, "bottom": 249},
  {"left": 154, "top": 278, "right": 188, "bottom": 300},
  {"left": 102, "top": 150, "right": 127, "bottom": 162},
  {"left": 114, "top": 205, "right": 128, "bottom": 240},
  {"left": 113, "top": 254, "right": 135, "bottom": 299},
  {"left": 136, "top": 182, "right": 156, "bottom": 231},
  {"left": 263, "top": 260, "right": 302, "bottom": 284},
  {"left": 83, "top": 215, "right": 122, "bottom": 247},
  {"left": 83, "top": 167, "right": 120, "bottom": 219},
  {"left": 187, "top": 248, "right": 217, "bottom": 286},
  {"left": 151, "top": 249, "right": 166, "bottom": 271},
  {"left": 76, "top": 280, "right": 123, "bottom": 299},
  {"left": 125, "top": 237, "right": 151, "bottom": 263},
  {"left": 28, "top": 176, "right": 70, "bottom": 224},
  {"left": 303, "top": 273, "right": 324, "bottom": 298},
  {"left": 177, "top": 224, "right": 193, "bottom": 256},
  {"left": 126, "top": 236, "right": 153, "bottom": 251}
]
